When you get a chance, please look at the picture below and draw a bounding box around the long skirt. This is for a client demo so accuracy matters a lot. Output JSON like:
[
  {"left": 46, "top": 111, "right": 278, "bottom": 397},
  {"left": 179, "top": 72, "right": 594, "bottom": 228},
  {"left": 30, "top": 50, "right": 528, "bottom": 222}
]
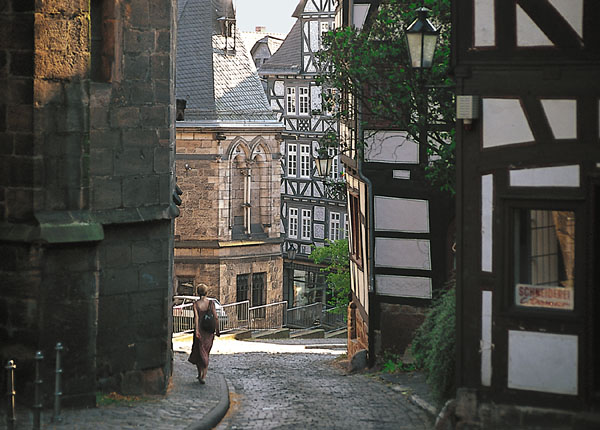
[{"left": 188, "top": 330, "right": 215, "bottom": 368}]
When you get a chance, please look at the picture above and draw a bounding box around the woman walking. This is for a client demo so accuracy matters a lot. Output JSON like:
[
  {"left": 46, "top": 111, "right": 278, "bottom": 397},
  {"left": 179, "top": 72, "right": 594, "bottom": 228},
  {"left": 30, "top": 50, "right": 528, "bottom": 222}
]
[{"left": 188, "top": 284, "right": 220, "bottom": 383}]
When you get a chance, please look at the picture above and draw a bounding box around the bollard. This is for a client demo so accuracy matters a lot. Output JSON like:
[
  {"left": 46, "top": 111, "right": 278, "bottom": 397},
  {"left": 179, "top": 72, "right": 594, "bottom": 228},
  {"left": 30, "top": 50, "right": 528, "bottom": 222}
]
[
  {"left": 5, "top": 360, "right": 16, "bottom": 430},
  {"left": 52, "top": 343, "right": 63, "bottom": 423},
  {"left": 33, "top": 351, "right": 44, "bottom": 430}
]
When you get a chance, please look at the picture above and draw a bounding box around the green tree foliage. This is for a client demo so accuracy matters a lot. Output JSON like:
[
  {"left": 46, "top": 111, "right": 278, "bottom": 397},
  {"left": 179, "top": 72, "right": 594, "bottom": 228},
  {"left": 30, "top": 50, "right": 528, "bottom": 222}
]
[
  {"left": 411, "top": 283, "right": 456, "bottom": 404},
  {"left": 317, "top": 0, "right": 455, "bottom": 194},
  {"left": 309, "top": 239, "right": 351, "bottom": 312}
]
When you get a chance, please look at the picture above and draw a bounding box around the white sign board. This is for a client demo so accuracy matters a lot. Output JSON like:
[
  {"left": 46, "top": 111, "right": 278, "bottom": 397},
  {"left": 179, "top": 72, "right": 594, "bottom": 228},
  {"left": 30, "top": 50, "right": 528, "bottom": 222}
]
[{"left": 516, "top": 284, "right": 573, "bottom": 310}]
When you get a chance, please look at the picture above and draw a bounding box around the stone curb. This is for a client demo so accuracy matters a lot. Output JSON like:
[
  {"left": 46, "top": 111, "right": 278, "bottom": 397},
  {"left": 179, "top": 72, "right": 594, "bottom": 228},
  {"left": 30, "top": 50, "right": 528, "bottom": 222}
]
[
  {"left": 389, "top": 382, "right": 438, "bottom": 419},
  {"left": 186, "top": 372, "right": 230, "bottom": 430}
]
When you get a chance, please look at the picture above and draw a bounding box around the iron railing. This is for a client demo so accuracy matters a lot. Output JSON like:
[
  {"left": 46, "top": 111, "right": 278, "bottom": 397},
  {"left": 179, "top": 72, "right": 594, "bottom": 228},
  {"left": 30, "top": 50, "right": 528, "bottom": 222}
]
[
  {"left": 249, "top": 301, "right": 288, "bottom": 330},
  {"left": 321, "top": 306, "right": 347, "bottom": 330},
  {"left": 221, "top": 300, "right": 250, "bottom": 331},
  {"left": 286, "top": 302, "right": 323, "bottom": 328}
]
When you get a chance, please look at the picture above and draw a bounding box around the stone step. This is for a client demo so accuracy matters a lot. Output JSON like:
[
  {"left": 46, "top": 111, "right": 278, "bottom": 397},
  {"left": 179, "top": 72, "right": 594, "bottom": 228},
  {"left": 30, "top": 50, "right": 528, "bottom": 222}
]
[
  {"left": 252, "top": 328, "right": 290, "bottom": 339},
  {"left": 325, "top": 328, "right": 347, "bottom": 339},
  {"left": 290, "top": 328, "right": 325, "bottom": 339},
  {"left": 220, "top": 329, "right": 252, "bottom": 340}
]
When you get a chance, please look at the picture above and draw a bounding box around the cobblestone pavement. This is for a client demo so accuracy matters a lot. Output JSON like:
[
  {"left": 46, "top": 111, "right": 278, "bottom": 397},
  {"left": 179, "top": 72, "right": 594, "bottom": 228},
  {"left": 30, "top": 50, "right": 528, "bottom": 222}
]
[
  {"left": 212, "top": 349, "right": 433, "bottom": 430},
  {"left": 0, "top": 353, "right": 222, "bottom": 430}
]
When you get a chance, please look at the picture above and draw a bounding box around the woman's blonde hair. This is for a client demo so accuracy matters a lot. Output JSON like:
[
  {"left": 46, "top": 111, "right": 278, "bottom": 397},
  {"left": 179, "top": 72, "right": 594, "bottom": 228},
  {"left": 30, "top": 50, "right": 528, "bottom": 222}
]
[{"left": 196, "top": 283, "right": 208, "bottom": 297}]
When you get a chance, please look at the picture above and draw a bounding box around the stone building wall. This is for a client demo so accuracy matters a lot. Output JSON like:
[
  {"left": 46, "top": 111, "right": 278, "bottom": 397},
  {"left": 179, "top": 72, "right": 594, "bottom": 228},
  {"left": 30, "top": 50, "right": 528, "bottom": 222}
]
[
  {"left": 174, "top": 127, "right": 283, "bottom": 307},
  {"left": 0, "top": 0, "right": 176, "bottom": 406}
]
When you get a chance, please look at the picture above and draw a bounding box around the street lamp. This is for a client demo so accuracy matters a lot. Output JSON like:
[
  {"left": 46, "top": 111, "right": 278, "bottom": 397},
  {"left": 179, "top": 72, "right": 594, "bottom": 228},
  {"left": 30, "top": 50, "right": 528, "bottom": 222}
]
[
  {"left": 315, "top": 155, "right": 333, "bottom": 178},
  {"left": 405, "top": 7, "right": 439, "bottom": 69}
]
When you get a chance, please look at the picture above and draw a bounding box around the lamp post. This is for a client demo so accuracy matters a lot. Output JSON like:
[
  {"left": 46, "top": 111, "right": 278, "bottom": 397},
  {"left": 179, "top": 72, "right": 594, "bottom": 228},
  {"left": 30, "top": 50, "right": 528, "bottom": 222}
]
[{"left": 405, "top": 7, "right": 439, "bottom": 69}]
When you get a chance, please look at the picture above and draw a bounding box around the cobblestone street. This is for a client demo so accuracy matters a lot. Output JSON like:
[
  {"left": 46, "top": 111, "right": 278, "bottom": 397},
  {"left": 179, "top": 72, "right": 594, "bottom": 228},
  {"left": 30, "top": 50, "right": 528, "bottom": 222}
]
[{"left": 210, "top": 340, "right": 433, "bottom": 430}]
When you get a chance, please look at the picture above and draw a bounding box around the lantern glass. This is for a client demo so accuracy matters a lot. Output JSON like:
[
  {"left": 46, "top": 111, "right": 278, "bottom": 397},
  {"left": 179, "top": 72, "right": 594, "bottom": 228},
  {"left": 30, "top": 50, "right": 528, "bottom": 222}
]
[
  {"left": 405, "top": 8, "right": 439, "bottom": 69},
  {"left": 315, "top": 156, "right": 333, "bottom": 177}
]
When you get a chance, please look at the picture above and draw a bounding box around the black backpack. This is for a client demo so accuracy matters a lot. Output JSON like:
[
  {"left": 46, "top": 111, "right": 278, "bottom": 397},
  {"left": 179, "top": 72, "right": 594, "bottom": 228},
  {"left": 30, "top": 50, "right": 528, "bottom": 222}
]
[{"left": 201, "top": 301, "right": 216, "bottom": 333}]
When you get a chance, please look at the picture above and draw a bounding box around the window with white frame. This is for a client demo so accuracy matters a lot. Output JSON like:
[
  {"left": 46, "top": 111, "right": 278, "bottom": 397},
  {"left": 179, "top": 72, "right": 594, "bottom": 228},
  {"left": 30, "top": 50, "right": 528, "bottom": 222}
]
[
  {"left": 287, "top": 143, "right": 297, "bottom": 177},
  {"left": 300, "top": 144, "right": 311, "bottom": 178},
  {"left": 301, "top": 209, "right": 311, "bottom": 240},
  {"left": 286, "top": 87, "right": 296, "bottom": 115},
  {"left": 299, "top": 87, "right": 310, "bottom": 115},
  {"left": 343, "top": 213, "right": 348, "bottom": 239},
  {"left": 323, "top": 88, "right": 335, "bottom": 116},
  {"left": 330, "top": 212, "right": 341, "bottom": 241},
  {"left": 288, "top": 207, "right": 298, "bottom": 239}
]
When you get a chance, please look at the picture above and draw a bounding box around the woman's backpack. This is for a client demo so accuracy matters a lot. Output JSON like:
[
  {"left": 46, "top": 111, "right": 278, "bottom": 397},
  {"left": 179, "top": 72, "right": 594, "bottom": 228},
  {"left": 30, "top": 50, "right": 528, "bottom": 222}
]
[{"left": 201, "top": 301, "right": 216, "bottom": 333}]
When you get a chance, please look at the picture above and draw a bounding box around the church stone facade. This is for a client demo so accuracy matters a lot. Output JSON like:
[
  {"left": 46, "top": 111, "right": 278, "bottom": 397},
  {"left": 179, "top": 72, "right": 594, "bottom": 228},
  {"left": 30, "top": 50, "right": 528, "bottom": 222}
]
[
  {"left": 1, "top": 0, "right": 177, "bottom": 406},
  {"left": 175, "top": 0, "right": 284, "bottom": 307}
]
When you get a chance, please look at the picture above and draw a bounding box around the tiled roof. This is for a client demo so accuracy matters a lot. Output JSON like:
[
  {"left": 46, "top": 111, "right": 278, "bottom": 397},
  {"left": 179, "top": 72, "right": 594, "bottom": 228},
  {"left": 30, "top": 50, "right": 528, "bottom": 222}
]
[
  {"left": 259, "top": 20, "right": 302, "bottom": 75},
  {"left": 176, "top": 0, "right": 276, "bottom": 122}
]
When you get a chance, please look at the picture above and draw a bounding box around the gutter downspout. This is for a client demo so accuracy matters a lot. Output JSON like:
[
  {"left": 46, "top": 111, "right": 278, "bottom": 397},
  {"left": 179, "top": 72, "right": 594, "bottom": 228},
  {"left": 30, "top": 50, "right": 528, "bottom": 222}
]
[{"left": 355, "top": 98, "right": 377, "bottom": 368}]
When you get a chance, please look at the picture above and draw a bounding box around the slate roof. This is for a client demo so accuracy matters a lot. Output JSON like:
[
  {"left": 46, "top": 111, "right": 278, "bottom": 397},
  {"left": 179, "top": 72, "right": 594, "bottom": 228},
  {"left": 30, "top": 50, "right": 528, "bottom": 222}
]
[
  {"left": 176, "top": 0, "right": 276, "bottom": 123},
  {"left": 259, "top": 20, "right": 302, "bottom": 76}
]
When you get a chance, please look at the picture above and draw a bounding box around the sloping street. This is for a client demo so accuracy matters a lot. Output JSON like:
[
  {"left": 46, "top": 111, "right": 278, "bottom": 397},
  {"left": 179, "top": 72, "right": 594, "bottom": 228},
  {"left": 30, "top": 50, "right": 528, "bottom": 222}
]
[{"left": 200, "top": 339, "right": 433, "bottom": 430}]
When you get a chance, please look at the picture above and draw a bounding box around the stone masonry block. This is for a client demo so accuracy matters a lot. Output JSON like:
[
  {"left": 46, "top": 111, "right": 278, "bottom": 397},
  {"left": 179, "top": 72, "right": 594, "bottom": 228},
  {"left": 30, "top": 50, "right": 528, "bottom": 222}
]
[
  {"left": 110, "top": 106, "right": 140, "bottom": 128},
  {"left": 103, "top": 242, "right": 132, "bottom": 269},
  {"left": 90, "top": 148, "right": 114, "bottom": 176},
  {"left": 132, "top": 239, "right": 164, "bottom": 264},
  {"left": 122, "top": 128, "right": 158, "bottom": 146},
  {"left": 124, "top": 54, "right": 150, "bottom": 80},
  {"left": 7, "top": 105, "right": 32, "bottom": 130},
  {"left": 115, "top": 147, "right": 154, "bottom": 176},
  {"left": 138, "top": 262, "right": 169, "bottom": 291},
  {"left": 141, "top": 105, "right": 166, "bottom": 127},
  {"left": 151, "top": 54, "right": 169, "bottom": 79},
  {"left": 153, "top": 147, "right": 170, "bottom": 174},
  {"left": 122, "top": 174, "right": 159, "bottom": 207},
  {"left": 92, "top": 177, "right": 122, "bottom": 209},
  {"left": 7, "top": 78, "right": 32, "bottom": 105},
  {"left": 101, "top": 267, "right": 139, "bottom": 296},
  {"left": 124, "top": 30, "right": 154, "bottom": 53},
  {"left": 124, "top": 0, "right": 150, "bottom": 28}
]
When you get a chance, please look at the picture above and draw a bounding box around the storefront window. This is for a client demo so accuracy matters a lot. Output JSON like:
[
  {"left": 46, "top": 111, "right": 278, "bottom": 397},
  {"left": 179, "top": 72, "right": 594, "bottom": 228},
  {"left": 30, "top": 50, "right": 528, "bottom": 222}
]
[{"left": 513, "top": 209, "right": 575, "bottom": 310}]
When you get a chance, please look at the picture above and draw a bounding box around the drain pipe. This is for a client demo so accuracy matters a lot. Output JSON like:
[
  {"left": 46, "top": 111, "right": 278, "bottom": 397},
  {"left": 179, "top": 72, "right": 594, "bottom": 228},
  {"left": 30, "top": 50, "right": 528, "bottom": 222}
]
[
  {"left": 355, "top": 99, "right": 377, "bottom": 368},
  {"left": 5, "top": 360, "right": 16, "bottom": 430},
  {"left": 33, "top": 351, "right": 44, "bottom": 430},
  {"left": 52, "top": 342, "right": 63, "bottom": 423}
]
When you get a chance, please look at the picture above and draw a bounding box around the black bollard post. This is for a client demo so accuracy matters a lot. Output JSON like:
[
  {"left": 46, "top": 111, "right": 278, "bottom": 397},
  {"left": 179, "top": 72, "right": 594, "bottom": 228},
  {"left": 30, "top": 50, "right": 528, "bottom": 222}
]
[
  {"left": 52, "top": 343, "right": 63, "bottom": 423},
  {"left": 5, "top": 360, "right": 16, "bottom": 430},
  {"left": 33, "top": 351, "right": 44, "bottom": 430}
]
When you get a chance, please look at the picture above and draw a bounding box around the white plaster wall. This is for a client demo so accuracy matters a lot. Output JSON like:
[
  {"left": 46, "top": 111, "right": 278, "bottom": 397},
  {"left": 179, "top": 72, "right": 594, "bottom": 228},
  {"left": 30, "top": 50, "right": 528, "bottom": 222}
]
[
  {"left": 483, "top": 99, "right": 534, "bottom": 148},
  {"left": 516, "top": 5, "right": 553, "bottom": 47},
  {"left": 481, "top": 291, "right": 493, "bottom": 386},
  {"left": 474, "top": 0, "right": 495, "bottom": 47},
  {"left": 304, "top": 1, "right": 318, "bottom": 12},
  {"left": 376, "top": 275, "right": 432, "bottom": 299},
  {"left": 541, "top": 99, "right": 577, "bottom": 140},
  {"left": 374, "top": 196, "right": 429, "bottom": 233},
  {"left": 393, "top": 170, "right": 411, "bottom": 180},
  {"left": 481, "top": 175, "right": 493, "bottom": 272},
  {"left": 509, "top": 165, "right": 580, "bottom": 188},
  {"left": 375, "top": 238, "right": 431, "bottom": 270},
  {"left": 274, "top": 81, "right": 284, "bottom": 97},
  {"left": 310, "top": 21, "right": 320, "bottom": 51},
  {"left": 549, "top": 0, "right": 583, "bottom": 38},
  {"left": 364, "top": 130, "right": 419, "bottom": 164},
  {"left": 508, "top": 331, "right": 578, "bottom": 395},
  {"left": 311, "top": 85, "right": 322, "bottom": 111}
]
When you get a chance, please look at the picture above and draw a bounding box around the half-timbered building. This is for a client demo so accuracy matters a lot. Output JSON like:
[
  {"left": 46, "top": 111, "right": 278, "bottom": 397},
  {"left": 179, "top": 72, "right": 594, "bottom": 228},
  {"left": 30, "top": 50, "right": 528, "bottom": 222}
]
[
  {"left": 259, "top": 0, "right": 348, "bottom": 309},
  {"left": 335, "top": 0, "right": 454, "bottom": 364},
  {"left": 454, "top": 0, "right": 600, "bottom": 426},
  {"left": 174, "top": 0, "right": 284, "bottom": 308}
]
